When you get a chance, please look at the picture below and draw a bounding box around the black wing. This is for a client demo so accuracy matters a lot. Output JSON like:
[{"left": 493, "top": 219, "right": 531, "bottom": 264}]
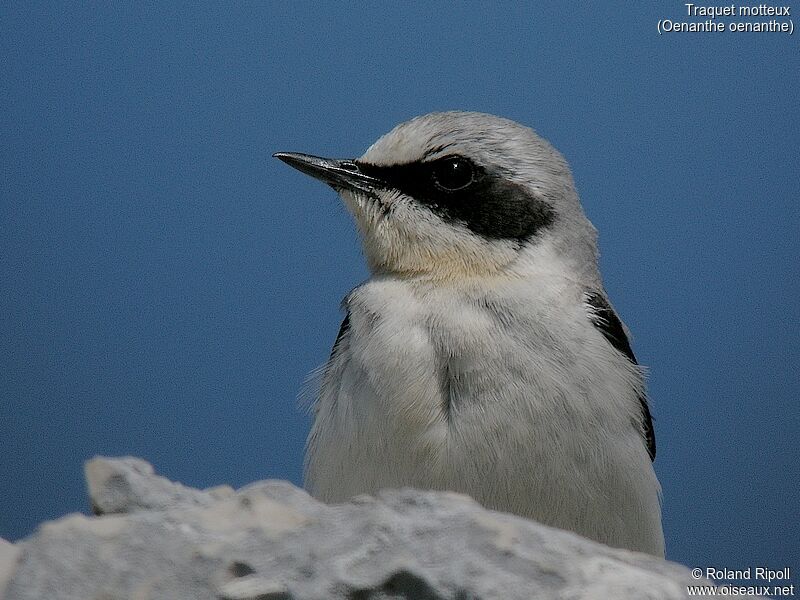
[
  {"left": 331, "top": 312, "right": 351, "bottom": 356},
  {"left": 310, "top": 312, "right": 351, "bottom": 416},
  {"left": 585, "top": 291, "right": 656, "bottom": 461}
]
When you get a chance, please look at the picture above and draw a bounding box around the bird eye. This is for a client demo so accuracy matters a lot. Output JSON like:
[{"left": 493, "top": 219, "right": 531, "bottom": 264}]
[{"left": 430, "top": 156, "right": 475, "bottom": 191}]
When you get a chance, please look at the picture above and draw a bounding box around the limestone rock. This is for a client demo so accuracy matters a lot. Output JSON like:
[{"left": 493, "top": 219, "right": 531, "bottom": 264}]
[
  {"left": 0, "top": 538, "right": 20, "bottom": 599},
  {"left": 3, "top": 457, "right": 744, "bottom": 599},
  {"left": 85, "top": 456, "right": 234, "bottom": 515}
]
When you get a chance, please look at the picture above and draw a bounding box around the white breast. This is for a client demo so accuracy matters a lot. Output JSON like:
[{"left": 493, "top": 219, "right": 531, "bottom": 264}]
[{"left": 304, "top": 274, "right": 664, "bottom": 556}]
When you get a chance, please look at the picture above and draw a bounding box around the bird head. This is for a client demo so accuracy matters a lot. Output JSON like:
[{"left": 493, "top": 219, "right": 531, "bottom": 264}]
[{"left": 275, "top": 111, "right": 598, "bottom": 282}]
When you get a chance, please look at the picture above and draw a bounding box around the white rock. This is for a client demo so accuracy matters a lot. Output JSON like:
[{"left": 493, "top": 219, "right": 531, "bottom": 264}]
[
  {"left": 84, "top": 455, "right": 234, "bottom": 515},
  {"left": 0, "top": 537, "right": 20, "bottom": 599},
  {"left": 3, "top": 458, "right": 748, "bottom": 599}
]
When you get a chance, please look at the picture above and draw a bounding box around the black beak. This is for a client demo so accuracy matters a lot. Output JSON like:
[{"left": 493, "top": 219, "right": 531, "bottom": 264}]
[{"left": 273, "top": 152, "right": 381, "bottom": 193}]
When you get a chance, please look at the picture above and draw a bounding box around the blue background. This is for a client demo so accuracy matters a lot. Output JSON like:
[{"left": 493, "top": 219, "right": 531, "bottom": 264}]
[{"left": 2, "top": 2, "right": 797, "bottom": 575}]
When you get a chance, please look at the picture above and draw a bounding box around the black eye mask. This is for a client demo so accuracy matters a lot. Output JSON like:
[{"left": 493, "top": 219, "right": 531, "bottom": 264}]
[{"left": 356, "top": 155, "right": 555, "bottom": 243}]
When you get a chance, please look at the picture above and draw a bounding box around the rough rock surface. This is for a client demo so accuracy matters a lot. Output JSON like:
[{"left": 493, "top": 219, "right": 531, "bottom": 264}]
[
  {"left": 84, "top": 456, "right": 235, "bottom": 515},
  {"left": 0, "top": 539, "right": 19, "bottom": 599},
  {"left": 2, "top": 457, "right": 740, "bottom": 600}
]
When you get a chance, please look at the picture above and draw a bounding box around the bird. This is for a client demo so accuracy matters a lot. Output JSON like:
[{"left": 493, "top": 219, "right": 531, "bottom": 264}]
[{"left": 274, "top": 111, "right": 665, "bottom": 557}]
